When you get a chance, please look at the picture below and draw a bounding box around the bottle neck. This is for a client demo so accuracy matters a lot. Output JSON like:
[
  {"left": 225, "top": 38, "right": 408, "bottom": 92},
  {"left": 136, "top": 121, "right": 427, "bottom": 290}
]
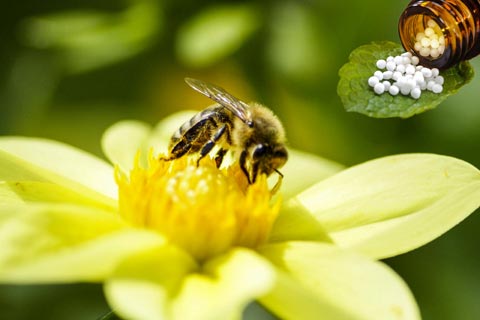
[{"left": 399, "top": 0, "right": 480, "bottom": 69}]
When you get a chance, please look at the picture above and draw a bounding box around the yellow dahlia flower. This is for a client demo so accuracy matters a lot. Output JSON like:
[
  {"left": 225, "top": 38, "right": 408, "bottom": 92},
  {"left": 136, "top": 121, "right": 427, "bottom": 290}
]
[{"left": 1, "top": 112, "right": 479, "bottom": 320}]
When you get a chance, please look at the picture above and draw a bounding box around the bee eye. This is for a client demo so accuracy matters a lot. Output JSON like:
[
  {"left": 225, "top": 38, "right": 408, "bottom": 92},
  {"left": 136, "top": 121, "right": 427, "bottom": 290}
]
[
  {"left": 274, "top": 147, "right": 288, "bottom": 160},
  {"left": 253, "top": 145, "right": 268, "bottom": 158}
]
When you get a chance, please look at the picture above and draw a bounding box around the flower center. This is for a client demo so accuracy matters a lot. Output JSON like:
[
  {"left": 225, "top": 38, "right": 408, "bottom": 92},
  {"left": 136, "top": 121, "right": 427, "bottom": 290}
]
[{"left": 115, "top": 153, "right": 280, "bottom": 261}]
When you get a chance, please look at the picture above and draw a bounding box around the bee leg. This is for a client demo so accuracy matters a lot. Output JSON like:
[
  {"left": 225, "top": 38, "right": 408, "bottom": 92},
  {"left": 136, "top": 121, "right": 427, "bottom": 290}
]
[
  {"left": 196, "top": 124, "right": 227, "bottom": 166},
  {"left": 163, "top": 140, "right": 192, "bottom": 161},
  {"left": 239, "top": 150, "right": 252, "bottom": 184},
  {"left": 251, "top": 163, "right": 259, "bottom": 183},
  {"left": 215, "top": 148, "right": 227, "bottom": 168},
  {"left": 215, "top": 123, "right": 231, "bottom": 168}
]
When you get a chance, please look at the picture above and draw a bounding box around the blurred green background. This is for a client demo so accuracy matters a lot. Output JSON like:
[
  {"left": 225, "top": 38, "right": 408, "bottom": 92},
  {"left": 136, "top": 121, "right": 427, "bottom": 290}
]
[{"left": 1, "top": 0, "right": 479, "bottom": 319}]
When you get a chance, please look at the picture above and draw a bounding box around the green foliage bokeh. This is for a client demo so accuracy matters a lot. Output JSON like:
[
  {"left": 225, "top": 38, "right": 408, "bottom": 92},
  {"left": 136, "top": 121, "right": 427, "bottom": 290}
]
[{"left": 1, "top": 0, "right": 479, "bottom": 319}]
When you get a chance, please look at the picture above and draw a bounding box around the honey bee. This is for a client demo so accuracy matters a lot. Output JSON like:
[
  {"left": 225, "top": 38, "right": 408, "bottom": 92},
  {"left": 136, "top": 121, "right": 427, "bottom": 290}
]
[{"left": 165, "top": 77, "right": 288, "bottom": 189}]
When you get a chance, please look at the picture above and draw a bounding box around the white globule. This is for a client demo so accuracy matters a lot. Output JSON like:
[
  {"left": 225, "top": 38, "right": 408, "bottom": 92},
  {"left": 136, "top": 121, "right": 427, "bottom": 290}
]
[
  {"left": 410, "top": 87, "right": 421, "bottom": 99},
  {"left": 400, "top": 86, "right": 411, "bottom": 96},
  {"left": 376, "top": 59, "right": 387, "bottom": 69},
  {"left": 389, "top": 85, "right": 400, "bottom": 96},
  {"left": 382, "top": 81, "right": 391, "bottom": 91},
  {"left": 394, "top": 56, "right": 404, "bottom": 65},
  {"left": 374, "top": 82, "right": 385, "bottom": 94},
  {"left": 383, "top": 71, "right": 393, "bottom": 79},
  {"left": 368, "top": 51, "right": 444, "bottom": 99},
  {"left": 432, "top": 84, "right": 443, "bottom": 93},
  {"left": 396, "top": 64, "right": 406, "bottom": 73},
  {"left": 368, "top": 76, "right": 379, "bottom": 87},
  {"left": 374, "top": 70, "right": 384, "bottom": 80},
  {"left": 405, "top": 64, "right": 415, "bottom": 75},
  {"left": 386, "top": 61, "right": 396, "bottom": 71}
]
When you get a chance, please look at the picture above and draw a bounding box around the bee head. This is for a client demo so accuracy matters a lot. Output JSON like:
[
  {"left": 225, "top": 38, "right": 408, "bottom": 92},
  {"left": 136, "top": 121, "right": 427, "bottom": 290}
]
[{"left": 251, "top": 143, "right": 288, "bottom": 177}]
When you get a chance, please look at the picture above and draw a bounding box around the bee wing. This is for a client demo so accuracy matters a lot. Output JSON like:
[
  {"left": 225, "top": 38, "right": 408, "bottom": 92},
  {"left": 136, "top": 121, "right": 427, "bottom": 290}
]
[{"left": 185, "top": 78, "right": 254, "bottom": 127}]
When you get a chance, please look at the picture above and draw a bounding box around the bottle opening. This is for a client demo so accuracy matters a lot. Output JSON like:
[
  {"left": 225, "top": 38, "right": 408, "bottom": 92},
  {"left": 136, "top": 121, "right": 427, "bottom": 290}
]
[
  {"left": 399, "top": 12, "right": 451, "bottom": 68},
  {"left": 399, "top": 0, "right": 480, "bottom": 70},
  {"left": 413, "top": 19, "right": 445, "bottom": 58}
]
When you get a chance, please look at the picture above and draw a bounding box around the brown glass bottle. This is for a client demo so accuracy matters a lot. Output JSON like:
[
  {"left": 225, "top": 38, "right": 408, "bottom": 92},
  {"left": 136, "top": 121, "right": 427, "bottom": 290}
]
[{"left": 398, "top": 0, "right": 480, "bottom": 69}]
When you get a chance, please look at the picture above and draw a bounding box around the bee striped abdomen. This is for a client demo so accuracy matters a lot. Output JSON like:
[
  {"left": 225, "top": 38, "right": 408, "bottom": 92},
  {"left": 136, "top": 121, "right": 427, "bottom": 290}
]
[
  {"left": 168, "top": 106, "right": 233, "bottom": 160},
  {"left": 170, "top": 108, "right": 217, "bottom": 145}
]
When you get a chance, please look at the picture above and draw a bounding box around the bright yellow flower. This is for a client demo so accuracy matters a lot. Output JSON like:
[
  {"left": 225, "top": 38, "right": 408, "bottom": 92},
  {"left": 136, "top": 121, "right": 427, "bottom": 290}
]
[
  {"left": 116, "top": 154, "right": 279, "bottom": 261},
  {"left": 1, "top": 112, "right": 480, "bottom": 320}
]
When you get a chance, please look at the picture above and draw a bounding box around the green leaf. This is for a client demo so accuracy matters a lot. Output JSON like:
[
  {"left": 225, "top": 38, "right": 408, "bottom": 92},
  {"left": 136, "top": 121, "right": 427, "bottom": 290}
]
[
  {"left": 259, "top": 241, "right": 420, "bottom": 320},
  {"left": 267, "top": 2, "right": 332, "bottom": 82},
  {"left": 337, "top": 41, "right": 475, "bottom": 118},
  {"left": 294, "top": 154, "right": 480, "bottom": 259},
  {"left": 176, "top": 4, "right": 260, "bottom": 67},
  {"left": 22, "top": 1, "right": 162, "bottom": 73}
]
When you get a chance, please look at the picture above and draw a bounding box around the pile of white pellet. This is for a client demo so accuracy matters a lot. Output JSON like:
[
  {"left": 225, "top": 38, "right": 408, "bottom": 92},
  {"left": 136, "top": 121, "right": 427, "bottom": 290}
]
[
  {"left": 414, "top": 19, "right": 445, "bottom": 58},
  {"left": 368, "top": 52, "right": 443, "bottom": 99}
]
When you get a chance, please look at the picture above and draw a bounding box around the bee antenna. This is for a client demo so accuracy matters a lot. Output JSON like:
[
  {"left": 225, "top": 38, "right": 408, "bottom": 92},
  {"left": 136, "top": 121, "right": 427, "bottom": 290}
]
[
  {"left": 271, "top": 169, "right": 284, "bottom": 195},
  {"left": 274, "top": 169, "right": 284, "bottom": 178}
]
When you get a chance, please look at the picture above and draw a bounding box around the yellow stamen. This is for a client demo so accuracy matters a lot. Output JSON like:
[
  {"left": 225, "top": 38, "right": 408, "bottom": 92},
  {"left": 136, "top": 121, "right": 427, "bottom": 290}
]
[{"left": 116, "top": 152, "right": 280, "bottom": 261}]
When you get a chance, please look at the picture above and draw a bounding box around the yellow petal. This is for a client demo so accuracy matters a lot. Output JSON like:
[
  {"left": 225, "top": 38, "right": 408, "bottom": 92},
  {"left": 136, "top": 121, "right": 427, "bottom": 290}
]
[
  {"left": 281, "top": 149, "right": 344, "bottom": 199},
  {"left": 106, "top": 248, "right": 274, "bottom": 320},
  {"left": 332, "top": 181, "right": 480, "bottom": 259},
  {"left": 105, "top": 246, "right": 196, "bottom": 320},
  {"left": 0, "top": 137, "right": 117, "bottom": 199},
  {"left": 295, "top": 154, "right": 480, "bottom": 259},
  {"left": 172, "top": 248, "right": 275, "bottom": 320},
  {"left": 0, "top": 180, "right": 116, "bottom": 211},
  {"left": 0, "top": 150, "right": 115, "bottom": 209},
  {"left": 259, "top": 241, "right": 420, "bottom": 320},
  {"left": 100, "top": 112, "right": 197, "bottom": 173},
  {"left": 101, "top": 120, "right": 152, "bottom": 172},
  {"left": 0, "top": 203, "right": 164, "bottom": 283},
  {"left": 269, "top": 198, "right": 332, "bottom": 243}
]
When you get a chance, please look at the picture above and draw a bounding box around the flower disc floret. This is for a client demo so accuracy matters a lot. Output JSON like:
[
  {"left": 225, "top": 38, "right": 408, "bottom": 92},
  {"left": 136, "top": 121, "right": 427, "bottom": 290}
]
[{"left": 116, "top": 153, "right": 280, "bottom": 261}]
